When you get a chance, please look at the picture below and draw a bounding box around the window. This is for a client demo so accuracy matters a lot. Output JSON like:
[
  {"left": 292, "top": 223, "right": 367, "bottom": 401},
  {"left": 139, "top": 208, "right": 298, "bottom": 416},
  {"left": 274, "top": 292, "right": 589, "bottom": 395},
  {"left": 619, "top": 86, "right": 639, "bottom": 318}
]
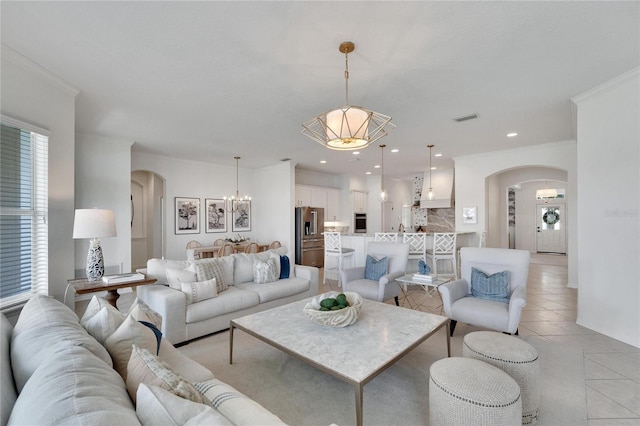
[{"left": 0, "top": 117, "right": 49, "bottom": 310}]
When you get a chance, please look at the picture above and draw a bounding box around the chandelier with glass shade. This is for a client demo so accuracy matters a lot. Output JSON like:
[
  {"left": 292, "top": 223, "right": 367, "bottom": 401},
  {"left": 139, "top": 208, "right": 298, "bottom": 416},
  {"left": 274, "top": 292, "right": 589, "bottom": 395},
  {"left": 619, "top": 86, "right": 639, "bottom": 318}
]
[
  {"left": 302, "top": 41, "right": 395, "bottom": 151},
  {"left": 224, "top": 156, "right": 251, "bottom": 213}
]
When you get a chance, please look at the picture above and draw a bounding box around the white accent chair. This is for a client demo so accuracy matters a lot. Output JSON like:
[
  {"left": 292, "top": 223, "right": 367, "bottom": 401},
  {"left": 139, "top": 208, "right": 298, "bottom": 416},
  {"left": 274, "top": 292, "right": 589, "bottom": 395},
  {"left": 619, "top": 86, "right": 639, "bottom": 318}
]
[
  {"left": 323, "top": 231, "right": 354, "bottom": 287},
  {"left": 426, "top": 233, "right": 457, "bottom": 278},
  {"left": 374, "top": 232, "right": 398, "bottom": 243},
  {"left": 438, "top": 247, "right": 530, "bottom": 336},
  {"left": 340, "top": 241, "right": 410, "bottom": 305}
]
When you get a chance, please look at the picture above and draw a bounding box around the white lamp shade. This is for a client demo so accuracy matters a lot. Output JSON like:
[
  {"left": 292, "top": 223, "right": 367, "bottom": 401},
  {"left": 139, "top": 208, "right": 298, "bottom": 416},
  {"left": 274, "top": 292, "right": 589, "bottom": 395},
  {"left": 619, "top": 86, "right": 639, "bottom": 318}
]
[
  {"left": 326, "top": 107, "right": 370, "bottom": 149},
  {"left": 73, "top": 209, "right": 117, "bottom": 239}
]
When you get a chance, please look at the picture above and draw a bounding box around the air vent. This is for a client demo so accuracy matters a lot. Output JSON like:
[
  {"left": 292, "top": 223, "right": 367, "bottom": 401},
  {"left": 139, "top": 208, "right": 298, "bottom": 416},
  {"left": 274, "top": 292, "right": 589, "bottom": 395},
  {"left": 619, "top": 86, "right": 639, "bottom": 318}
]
[
  {"left": 280, "top": 158, "right": 291, "bottom": 162},
  {"left": 453, "top": 113, "right": 478, "bottom": 123}
]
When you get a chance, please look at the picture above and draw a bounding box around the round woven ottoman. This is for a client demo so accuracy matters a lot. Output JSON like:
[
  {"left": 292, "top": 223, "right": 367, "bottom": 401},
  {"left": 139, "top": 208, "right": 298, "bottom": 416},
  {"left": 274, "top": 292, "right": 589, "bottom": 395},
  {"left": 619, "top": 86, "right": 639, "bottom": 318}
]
[
  {"left": 463, "top": 331, "right": 540, "bottom": 425},
  {"left": 429, "top": 357, "right": 522, "bottom": 425}
]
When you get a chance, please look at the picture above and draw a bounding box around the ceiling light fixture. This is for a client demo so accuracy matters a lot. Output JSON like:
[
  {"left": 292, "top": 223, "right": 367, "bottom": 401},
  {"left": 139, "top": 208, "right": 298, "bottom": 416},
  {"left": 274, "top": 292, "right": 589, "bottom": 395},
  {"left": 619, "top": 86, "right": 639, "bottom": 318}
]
[
  {"left": 301, "top": 41, "right": 395, "bottom": 151},
  {"left": 536, "top": 180, "right": 558, "bottom": 203},
  {"left": 427, "top": 144, "right": 435, "bottom": 201},
  {"left": 224, "top": 156, "right": 251, "bottom": 213},
  {"left": 379, "top": 144, "right": 388, "bottom": 202},
  {"left": 507, "top": 132, "right": 518, "bottom": 138}
]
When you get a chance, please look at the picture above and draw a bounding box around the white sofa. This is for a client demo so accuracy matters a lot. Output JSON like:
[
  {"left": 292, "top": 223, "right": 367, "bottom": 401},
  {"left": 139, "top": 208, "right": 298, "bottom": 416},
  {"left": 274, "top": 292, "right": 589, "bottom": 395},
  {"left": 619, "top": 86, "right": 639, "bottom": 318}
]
[
  {"left": 137, "top": 251, "right": 319, "bottom": 345},
  {"left": 1, "top": 295, "right": 288, "bottom": 425}
]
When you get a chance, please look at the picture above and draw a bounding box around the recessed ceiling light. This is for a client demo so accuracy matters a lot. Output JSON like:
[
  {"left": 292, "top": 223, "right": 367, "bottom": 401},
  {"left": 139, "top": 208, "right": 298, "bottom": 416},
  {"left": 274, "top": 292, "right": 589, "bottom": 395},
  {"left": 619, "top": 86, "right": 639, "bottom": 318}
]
[
  {"left": 431, "top": 166, "right": 437, "bottom": 170},
  {"left": 374, "top": 165, "right": 380, "bottom": 169},
  {"left": 366, "top": 171, "right": 372, "bottom": 175},
  {"left": 320, "top": 160, "right": 327, "bottom": 164},
  {"left": 352, "top": 151, "right": 360, "bottom": 155},
  {"left": 391, "top": 149, "right": 399, "bottom": 153},
  {"left": 507, "top": 132, "right": 518, "bottom": 138},
  {"left": 435, "top": 153, "right": 443, "bottom": 157}
]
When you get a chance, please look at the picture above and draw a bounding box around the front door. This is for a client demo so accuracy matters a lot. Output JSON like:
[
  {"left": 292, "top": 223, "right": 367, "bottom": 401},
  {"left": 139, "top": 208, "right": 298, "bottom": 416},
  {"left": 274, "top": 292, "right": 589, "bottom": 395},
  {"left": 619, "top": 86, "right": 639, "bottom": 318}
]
[{"left": 536, "top": 204, "right": 566, "bottom": 254}]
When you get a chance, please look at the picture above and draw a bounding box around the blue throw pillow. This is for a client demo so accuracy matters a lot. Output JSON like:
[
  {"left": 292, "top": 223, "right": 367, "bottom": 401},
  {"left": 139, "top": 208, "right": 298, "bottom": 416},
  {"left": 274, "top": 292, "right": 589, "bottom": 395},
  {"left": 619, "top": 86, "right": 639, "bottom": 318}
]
[
  {"left": 138, "top": 320, "right": 162, "bottom": 355},
  {"left": 470, "top": 267, "right": 510, "bottom": 303},
  {"left": 279, "top": 255, "right": 290, "bottom": 279},
  {"left": 364, "top": 255, "right": 389, "bottom": 280}
]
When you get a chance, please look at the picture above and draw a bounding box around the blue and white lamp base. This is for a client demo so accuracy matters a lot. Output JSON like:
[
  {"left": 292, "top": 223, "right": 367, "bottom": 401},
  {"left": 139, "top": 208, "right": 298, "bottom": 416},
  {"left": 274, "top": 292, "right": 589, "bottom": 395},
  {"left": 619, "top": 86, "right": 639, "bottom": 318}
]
[{"left": 86, "top": 239, "right": 105, "bottom": 281}]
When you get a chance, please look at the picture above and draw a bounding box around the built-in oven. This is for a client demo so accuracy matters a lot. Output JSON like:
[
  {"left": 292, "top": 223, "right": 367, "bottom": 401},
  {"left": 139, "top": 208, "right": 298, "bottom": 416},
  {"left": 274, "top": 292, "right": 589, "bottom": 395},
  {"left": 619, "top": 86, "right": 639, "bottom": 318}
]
[{"left": 354, "top": 213, "right": 367, "bottom": 233}]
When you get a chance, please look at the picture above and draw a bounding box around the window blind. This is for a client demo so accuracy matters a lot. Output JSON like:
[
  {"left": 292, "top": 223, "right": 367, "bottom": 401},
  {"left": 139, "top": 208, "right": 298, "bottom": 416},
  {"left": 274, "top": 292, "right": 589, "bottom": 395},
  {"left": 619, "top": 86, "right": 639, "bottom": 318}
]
[{"left": 0, "top": 117, "right": 49, "bottom": 310}]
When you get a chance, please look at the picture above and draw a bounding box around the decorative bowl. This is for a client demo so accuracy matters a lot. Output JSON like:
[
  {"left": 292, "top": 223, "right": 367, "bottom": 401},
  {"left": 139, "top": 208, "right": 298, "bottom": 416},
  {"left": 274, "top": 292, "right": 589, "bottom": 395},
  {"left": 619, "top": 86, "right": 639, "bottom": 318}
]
[{"left": 303, "top": 291, "right": 363, "bottom": 327}]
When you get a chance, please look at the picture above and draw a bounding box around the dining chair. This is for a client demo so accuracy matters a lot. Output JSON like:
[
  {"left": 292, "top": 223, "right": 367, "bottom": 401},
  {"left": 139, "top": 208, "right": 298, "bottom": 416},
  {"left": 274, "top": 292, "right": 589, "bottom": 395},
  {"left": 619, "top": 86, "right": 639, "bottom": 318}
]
[
  {"left": 186, "top": 240, "right": 201, "bottom": 249},
  {"left": 374, "top": 233, "right": 398, "bottom": 243},
  {"left": 426, "top": 233, "right": 457, "bottom": 278},
  {"left": 268, "top": 240, "right": 282, "bottom": 249},
  {"left": 213, "top": 239, "right": 225, "bottom": 246},
  {"left": 323, "top": 232, "right": 354, "bottom": 287},
  {"left": 478, "top": 231, "right": 487, "bottom": 247},
  {"left": 218, "top": 244, "right": 234, "bottom": 257},
  {"left": 245, "top": 242, "right": 259, "bottom": 253}
]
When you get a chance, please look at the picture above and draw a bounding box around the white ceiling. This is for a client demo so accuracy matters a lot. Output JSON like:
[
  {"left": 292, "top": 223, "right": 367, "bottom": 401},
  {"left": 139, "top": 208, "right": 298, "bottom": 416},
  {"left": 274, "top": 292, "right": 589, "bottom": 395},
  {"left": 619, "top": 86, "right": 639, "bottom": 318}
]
[{"left": 2, "top": 1, "right": 638, "bottom": 180}]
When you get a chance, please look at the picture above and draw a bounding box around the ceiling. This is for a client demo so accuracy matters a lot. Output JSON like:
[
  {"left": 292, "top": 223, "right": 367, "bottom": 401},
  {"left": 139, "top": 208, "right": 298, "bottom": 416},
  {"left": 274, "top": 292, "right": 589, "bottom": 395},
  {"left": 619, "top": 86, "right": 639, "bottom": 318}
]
[{"left": 2, "top": 1, "right": 638, "bottom": 180}]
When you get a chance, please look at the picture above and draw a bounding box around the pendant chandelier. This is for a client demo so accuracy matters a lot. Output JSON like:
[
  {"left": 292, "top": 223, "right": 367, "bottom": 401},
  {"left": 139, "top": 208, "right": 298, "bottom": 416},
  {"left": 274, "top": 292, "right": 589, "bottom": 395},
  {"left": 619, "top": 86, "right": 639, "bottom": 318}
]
[
  {"left": 224, "top": 156, "right": 251, "bottom": 213},
  {"left": 426, "top": 144, "right": 435, "bottom": 201},
  {"left": 379, "top": 144, "right": 388, "bottom": 202},
  {"left": 301, "top": 41, "right": 395, "bottom": 151}
]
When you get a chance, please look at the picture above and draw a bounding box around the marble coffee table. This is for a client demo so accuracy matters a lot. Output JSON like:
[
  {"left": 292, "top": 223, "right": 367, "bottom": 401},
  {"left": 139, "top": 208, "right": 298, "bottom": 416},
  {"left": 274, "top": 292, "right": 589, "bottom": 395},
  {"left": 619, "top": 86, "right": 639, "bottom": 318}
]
[{"left": 230, "top": 298, "right": 450, "bottom": 426}]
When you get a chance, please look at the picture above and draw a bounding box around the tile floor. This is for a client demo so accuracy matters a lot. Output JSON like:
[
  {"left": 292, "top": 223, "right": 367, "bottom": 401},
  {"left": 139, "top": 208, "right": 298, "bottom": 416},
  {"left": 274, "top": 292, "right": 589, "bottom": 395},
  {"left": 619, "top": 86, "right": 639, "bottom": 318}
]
[{"left": 323, "top": 254, "right": 640, "bottom": 425}]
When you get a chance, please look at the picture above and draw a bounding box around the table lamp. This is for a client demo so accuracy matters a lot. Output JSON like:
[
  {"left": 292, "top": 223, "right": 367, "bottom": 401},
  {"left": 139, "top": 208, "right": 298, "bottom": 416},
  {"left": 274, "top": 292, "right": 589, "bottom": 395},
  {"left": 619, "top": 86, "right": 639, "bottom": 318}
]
[{"left": 73, "top": 208, "right": 117, "bottom": 281}]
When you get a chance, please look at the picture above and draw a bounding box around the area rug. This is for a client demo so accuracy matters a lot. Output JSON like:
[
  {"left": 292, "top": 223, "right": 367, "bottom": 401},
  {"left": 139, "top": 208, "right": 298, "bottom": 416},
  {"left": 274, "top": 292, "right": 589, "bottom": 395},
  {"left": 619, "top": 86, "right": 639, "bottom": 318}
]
[{"left": 178, "top": 327, "right": 586, "bottom": 425}]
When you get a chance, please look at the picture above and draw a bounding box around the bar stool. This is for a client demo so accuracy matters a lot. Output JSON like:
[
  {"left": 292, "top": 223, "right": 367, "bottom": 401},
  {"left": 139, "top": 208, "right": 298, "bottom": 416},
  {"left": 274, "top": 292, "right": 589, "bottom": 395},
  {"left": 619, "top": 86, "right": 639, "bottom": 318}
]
[
  {"left": 426, "top": 232, "right": 457, "bottom": 278},
  {"left": 323, "top": 232, "right": 354, "bottom": 287},
  {"left": 374, "top": 232, "right": 398, "bottom": 242},
  {"left": 403, "top": 233, "right": 427, "bottom": 273}
]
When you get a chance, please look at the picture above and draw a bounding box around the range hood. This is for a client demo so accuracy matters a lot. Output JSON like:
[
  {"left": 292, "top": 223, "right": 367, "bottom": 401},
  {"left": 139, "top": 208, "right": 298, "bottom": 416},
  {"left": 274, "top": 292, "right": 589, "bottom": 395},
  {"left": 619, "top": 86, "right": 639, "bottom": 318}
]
[{"left": 420, "top": 169, "right": 454, "bottom": 208}]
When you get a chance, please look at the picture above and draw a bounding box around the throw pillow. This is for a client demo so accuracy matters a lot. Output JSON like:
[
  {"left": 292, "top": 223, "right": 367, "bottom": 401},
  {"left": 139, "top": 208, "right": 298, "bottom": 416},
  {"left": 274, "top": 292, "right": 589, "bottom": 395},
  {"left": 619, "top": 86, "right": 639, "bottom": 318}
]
[
  {"left": 470, "top": 267, "right": 510, "bottom": 303},
  {"left": 136, "top": 383, "right": 233, "bottom": 426},
  {"left": 279, "top": 256, "right": 290, "bottom": 279},
  {"left": 82, "top": 305, "right": 126, "bottom": 344},
  {"left": 126, "top": 344, "right": 204, "bottom": 405},
  {"left": 194, "top": 261, "right": 228, "bottom": 293},
  {"left": 104, "top": 314, "right": 158, "bottom": 380},
  {"left": 364, "top": 255, "right": 389, "bottom": 280},
  {"left": 180, "top": 278, "right": 217, "bottom": 305},
  {"left": 128, "top": 299, "right": 163, "bottom": 330},
  {"left": 138, "top": 321, "right": 162, "bottom": 355},
  {"left": 195, "top": 379, "right": 286, "bottom": 426},
  {"left": 253, "top": 258, "right": 279, "bottom": 284},
  {"left": 166, "top": 268, "right": 198, "bottom": 290},
  {"left": 80, "top": 295, "right": 114, "bottom": 326}
]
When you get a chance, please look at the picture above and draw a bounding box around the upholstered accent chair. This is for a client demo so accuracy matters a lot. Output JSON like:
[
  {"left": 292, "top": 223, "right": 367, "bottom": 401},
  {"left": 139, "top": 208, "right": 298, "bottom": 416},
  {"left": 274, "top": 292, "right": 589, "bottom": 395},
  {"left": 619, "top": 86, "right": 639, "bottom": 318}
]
[
  {"left": 438, "top": 247, "right": 530, "bottom": 336},
  {"left": 340, "top": 242, "right": 410, "bottom": 305}
]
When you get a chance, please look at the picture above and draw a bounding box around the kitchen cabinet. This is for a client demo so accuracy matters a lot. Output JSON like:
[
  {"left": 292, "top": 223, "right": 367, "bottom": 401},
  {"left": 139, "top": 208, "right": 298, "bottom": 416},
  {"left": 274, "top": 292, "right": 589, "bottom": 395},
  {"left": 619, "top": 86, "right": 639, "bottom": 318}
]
[
  {"left": 326, "top": 189, "right": 339, "bottom": 221},
  {"left": 310, "top": 187, "right": 327, "bottom": 210},
  {"left": 352, "top": 190, "right": 367, "bottom": 213},
  {"left": 295, "top": 186, "right": 311, "bottom": 207}
]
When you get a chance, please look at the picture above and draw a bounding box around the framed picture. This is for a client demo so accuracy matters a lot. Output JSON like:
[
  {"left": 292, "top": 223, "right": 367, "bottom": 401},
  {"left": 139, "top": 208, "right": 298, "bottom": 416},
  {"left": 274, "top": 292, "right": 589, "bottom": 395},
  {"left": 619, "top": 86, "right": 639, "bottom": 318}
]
[
  {"left": 175, "top": 197, "right": 200, "bottom": 234},
  {"left": 231, "top": 200, "right": 251, "bottom": 232},
  {"left": 205, "top": 198, "right": 227, "bottom": 233},
  {"left": 463, "top": 206, "right": 477, "bottom": 224}
]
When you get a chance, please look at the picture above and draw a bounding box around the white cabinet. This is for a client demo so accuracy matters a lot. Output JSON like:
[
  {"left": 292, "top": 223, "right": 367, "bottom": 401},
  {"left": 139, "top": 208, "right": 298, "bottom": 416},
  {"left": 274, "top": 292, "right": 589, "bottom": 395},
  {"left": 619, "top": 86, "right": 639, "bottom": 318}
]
[
  {"left": 310, "top": 187, "right": 327, "bottom": 210},
  {"left": 352, "top": 190, "right": 367, "bottom": 213},
  {"left": 326, "top": 189, "right": 339, "bottom": 221},
  {"left": 295, "top": 186, "right": 311, "bottom": 207}
]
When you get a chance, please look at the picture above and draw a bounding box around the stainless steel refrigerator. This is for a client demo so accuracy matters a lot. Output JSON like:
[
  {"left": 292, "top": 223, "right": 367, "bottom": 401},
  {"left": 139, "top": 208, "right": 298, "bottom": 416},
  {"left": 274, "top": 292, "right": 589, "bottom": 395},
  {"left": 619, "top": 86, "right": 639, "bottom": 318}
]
[{"left": 295, "top": 207, "right": 324, "bottom": 268}]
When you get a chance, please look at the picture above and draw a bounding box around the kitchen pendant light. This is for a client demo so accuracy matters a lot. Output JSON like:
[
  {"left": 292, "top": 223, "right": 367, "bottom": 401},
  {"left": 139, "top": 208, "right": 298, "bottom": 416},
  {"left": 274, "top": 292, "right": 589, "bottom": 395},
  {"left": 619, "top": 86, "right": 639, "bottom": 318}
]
[
  {"left": 379, "top": 144, "right": 388, "bottom": 202},
  {"left": 426, "top": 144, "right": 435, "bottom": 201},
  {"left": 301, "top": 41, "right": 395, "bottom": 151},
  {"left": 224, "top": 156, "right": 251, "bottom": 213}
]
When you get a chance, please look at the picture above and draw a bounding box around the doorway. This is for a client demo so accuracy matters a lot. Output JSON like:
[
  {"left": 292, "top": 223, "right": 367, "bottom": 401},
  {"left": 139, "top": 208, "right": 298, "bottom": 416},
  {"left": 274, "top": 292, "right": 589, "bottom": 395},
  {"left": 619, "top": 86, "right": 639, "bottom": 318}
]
[
  {"left": 536, "top": 203, "right": 566, "bottom": 254},
  {"left": 131, "top": 170, "right": 166, "bottom": 270}
]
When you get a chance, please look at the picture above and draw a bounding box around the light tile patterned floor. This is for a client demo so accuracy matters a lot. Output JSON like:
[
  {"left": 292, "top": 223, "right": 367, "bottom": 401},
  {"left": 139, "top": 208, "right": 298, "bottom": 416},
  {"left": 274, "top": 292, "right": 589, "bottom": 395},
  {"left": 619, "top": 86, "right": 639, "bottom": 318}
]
[{"left": 322, "top": 254, "right": 640, "bottom": 425}]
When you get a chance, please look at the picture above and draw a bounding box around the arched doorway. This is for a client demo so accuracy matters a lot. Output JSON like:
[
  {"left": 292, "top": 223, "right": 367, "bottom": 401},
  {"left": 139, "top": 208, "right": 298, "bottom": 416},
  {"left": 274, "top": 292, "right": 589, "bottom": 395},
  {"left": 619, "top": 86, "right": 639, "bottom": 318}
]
[{"left": 131, "top": 170, "right": 166, "bottom": 270}]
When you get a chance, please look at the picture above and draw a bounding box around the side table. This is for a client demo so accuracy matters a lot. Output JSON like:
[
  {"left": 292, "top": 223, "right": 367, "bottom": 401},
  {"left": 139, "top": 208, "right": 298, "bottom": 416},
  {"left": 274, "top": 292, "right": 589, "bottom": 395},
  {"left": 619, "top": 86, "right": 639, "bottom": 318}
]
[
  {"left": 67, "top": 275, "right": 157, "bottom": 310},
  {"left": 394, "top": 274, "right": 453, "bottom": 312}
]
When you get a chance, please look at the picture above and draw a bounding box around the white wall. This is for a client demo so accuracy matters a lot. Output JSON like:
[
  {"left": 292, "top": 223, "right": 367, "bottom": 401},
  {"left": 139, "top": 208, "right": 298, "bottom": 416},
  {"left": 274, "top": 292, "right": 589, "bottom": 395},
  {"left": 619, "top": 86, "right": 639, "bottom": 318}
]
[
  {"left": 573, "top": 68, "right": 639, "bottom": 348},
  {"left": 75, "top": 134, "right": 133, "bottom": 275},
  {"left": 1, "top": 46, "right": 78, "bottom": 307},
  {"left": 454, "top": 142, "right": 578, "bottom": 287}
]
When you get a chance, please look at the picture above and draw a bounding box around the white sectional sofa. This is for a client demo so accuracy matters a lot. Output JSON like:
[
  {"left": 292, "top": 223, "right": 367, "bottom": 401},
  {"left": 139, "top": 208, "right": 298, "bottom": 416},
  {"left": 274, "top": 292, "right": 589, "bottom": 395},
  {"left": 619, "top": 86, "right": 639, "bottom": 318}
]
[
  {"left": 1, "top": 295, "right": 287, "bottom": 425},
  {"left": 137, "top": 251, "right": 319, "bottom": 345}
]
